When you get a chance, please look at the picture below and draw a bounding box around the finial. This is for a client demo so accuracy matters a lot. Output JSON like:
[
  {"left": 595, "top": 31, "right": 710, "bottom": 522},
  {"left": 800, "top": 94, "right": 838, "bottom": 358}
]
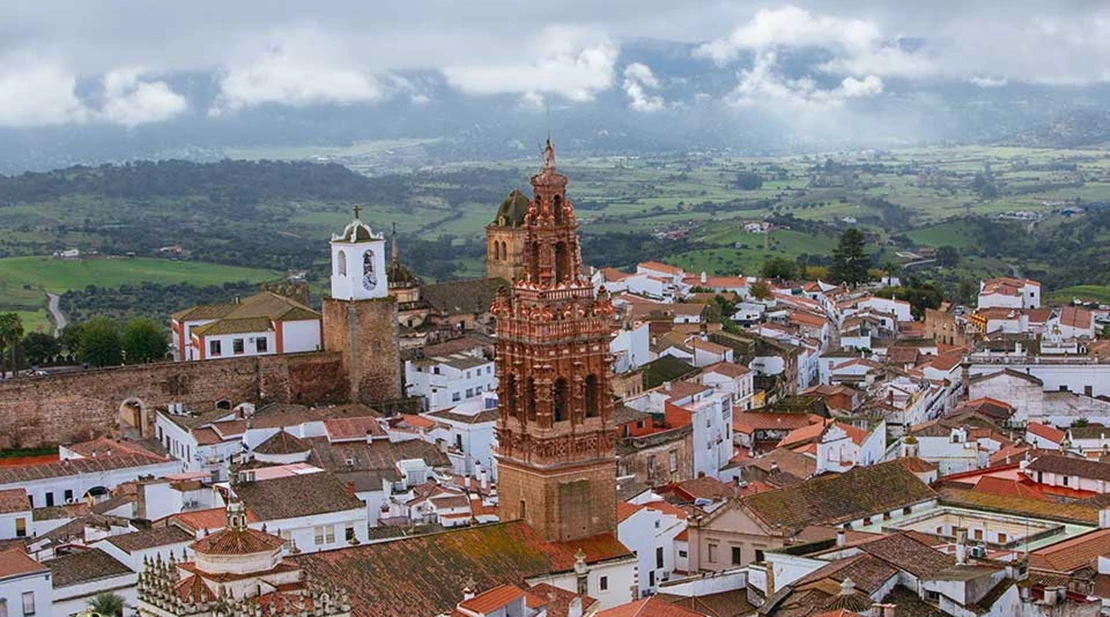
[
  {"left": 391, "top": 223, "right": 399, "bottom": 265},
  {"left": 353, "top": 205, "right": 362, "bottom": 220},
  {"left": 543, "top": 138, "right": 556, "bottom": 169}
]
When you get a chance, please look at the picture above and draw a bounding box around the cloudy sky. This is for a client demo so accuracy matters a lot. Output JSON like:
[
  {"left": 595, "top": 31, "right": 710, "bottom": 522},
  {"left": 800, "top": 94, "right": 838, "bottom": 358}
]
[{"left": 2, "top": 0, "right": 1110, "bottom": 129}]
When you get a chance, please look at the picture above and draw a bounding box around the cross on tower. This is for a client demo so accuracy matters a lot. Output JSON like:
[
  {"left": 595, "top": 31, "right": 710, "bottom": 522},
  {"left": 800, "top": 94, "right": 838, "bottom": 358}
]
[{"left": 353, "top": 205, "right": 362, "bottom": 220}]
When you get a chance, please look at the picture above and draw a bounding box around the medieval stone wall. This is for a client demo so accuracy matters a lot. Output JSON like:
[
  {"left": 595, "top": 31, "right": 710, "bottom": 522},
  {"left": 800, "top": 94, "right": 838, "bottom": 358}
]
[
  {"left": 486, "top": 226, "right": 526, "bottom": 282},
  {"left": 322, "top": 297, "right": 402, "bottom": 404},
  {"left": 496, "top": 458, "right": 617, "bottom": 543},
  {"left": 0, "top": 352, "right": 346, "bottom": 449}
]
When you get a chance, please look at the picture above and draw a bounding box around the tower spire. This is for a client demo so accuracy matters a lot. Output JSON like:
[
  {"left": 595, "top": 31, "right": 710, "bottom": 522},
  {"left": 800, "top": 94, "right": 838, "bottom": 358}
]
[{"left": 391, "top": 223, "right": 399, "bottom": 265}]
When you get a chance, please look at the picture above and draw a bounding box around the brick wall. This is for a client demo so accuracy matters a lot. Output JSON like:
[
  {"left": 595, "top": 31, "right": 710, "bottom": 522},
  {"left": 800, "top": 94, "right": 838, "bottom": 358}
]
[
  {"left": 0, "top": 352, "right": 347, "bottom": 449},
  {"left": 497, "top": 458, "right": 617, "bottom": 543}
]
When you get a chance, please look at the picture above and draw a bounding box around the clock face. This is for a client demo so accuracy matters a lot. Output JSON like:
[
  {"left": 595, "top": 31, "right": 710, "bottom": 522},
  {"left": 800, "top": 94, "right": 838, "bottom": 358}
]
[{"left": 363, "top": 270, "right": 377, "bottom": 290}]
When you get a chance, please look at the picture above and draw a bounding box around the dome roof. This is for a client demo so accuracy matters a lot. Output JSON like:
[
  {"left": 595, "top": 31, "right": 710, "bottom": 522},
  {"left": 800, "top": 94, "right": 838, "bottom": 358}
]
[
  {"left": 387, "top": 261, "right": 420, "bottom": 288},
  {"left": 492, "top": 190, "right": 530, "bottom": 228},
  {"left": 191, "top": 527, "right": 284, "bottom": 556},
  {"left": 333, "top": 219, "right": 382, "bottom": 243}
]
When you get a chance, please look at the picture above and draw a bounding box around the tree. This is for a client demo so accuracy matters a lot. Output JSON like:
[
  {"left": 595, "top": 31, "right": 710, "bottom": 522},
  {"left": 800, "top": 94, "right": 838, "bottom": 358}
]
[
  {"left": 59, "top": 322, "right": 86, "bottom": 354},
  {"left": 936, "top": 245, "right": 960, "bottom": 268},
  {"left": 0, "top": 313, "right": 24, "bottom": 376},
  {"left": 760, "top": 257, "right": 797, "bottom": 281},
  {"left": 87, "top": 592, "right": 125, "bottom": 617},
  {"left": 750, "top": 280, "right": 773, "bottom": 300},
  {"left": 735, "top": 171, "right": 764, "bottom": 191},
  {"left": 78, "top": 318, "right": 123, "bottom": 367},
  {"left": 22, "top": 332, "right": 60, "bottom": 366},
  {"left": 829, "top": 228, "right": 871, "bottom": 285},
  {"left": 122, "top": 319, "right": 168, "bottom": 363}
]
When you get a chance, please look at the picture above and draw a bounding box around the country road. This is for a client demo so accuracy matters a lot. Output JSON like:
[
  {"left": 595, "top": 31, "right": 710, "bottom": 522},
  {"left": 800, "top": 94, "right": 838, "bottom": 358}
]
[{"left": 47, "top": 293, "right": 66, "bottom": 336}]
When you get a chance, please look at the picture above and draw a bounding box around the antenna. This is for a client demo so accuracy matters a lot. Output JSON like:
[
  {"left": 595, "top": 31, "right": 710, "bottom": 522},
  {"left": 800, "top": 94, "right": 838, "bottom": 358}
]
[{"left": 546, "top": 98, "right": 551, "bottom": 141}]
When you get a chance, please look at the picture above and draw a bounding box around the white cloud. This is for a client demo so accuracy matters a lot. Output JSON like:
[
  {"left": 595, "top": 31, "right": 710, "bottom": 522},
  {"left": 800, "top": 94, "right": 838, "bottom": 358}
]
[
  {"left": 443, "top": 26, "right": 617, "bottom": 102},
  {"left": 729, "top": 51, "right": 883, "bottom": 112},
  {"left": 100, "top": 69, "right": 188, "bottom": 127},
  {"left": 0, "top": 57, "right": 88, "bottom": 127},
  {"left": 622, "top": 62, "right": 665, "bottom": 112},
  {"left": 212, "top": 27, "right": 385, "bottom": 114},
  {"left": 969, "top": 76, "right": 1008, "bottom": 88}
]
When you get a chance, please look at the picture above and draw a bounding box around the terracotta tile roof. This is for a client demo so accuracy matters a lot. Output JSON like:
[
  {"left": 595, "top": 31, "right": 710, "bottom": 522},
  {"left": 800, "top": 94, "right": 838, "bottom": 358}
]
[
  {"left": 307, "top": 437, "right": 448, "bottom": 476},
  {"left": 925, "top": 349, "right": 965, "bottom": 371},
  {"left": 234, "top": 472, "right": 363, "bottom": 521},
  {"left": 192, "top": 526, "right": 284, "bottom": 555},
  {"left": 322, "top": 416, "right": 388, "bottom": 441},
  {"left": 1060, "top": 306, "right": 1094, "bottom": 330},
  {"left": 937, "top": 486, "right": 1098, "bottom": 525},
  {"left": 425, "top": 407, "right": 499, "bottom": 425},
  {"left": 398, "top": 414, "right": 436, "bottom": 429},
  {"left": 1029, "top": 528, "right": 1110, "bottom": 573},
  {"left": 597, "top": 596, "right": 704, "bottom": 617},
  {"left": 956, "top": 398, "right": 1015, "bottom": 423},
  {"left": 656, "top": 589, "right": 754, "bottom": 617},
  {"left": 165, "top": 506, "right": 260, "bottom": 532},
  {"left": 44, "top": 548, "right": 132, "bottom": 587},
  {"left": 0, "top": 488, "right": 28, "bottom": 514},
  {"left": 644, "top": 500, "right": 688, "bottom": 520},
  {"left": 421, "top": 278, "right": 506, "bottom": 316},
  {"left": 742, "top": 461, "right": 935, "bottom": 532},
  {"left": 458, "top": 584, "right": 526, "bottom": 614},
  {"left": 858, "top": 533, "right": 955, "bottom": 578},
  {"left": 105, "top": 526, "right": 194, "bottom": 553},
  {"left": 0, "top": 548, "right": 47, "bottom": 579},
  {"left": 703, "top": 361, "right": 750, "bottom": 378},
  {"left": 292, "top": 521, "right": 631, "bottom": 617},
  {"left": 1026, "top": 423, "right": 1066, "bottom": 444},
  {"left": 638, "top": 261, "right": 683, "bottom": 276},
  {"left": 525, "top": 583, "right": 597, "bottom": 617},
  {"left": 617, "top": 502, "right": 643, "bottom": 523},
  {"left": 254, "top": 430, "right": 312, "bottom": 455},
  {"left": 895, "top": 457, "right": 939, "bottom": 473},
  {"left": 733, "top": 412, "right": 822, "bottom": 434},
  {"left": 192, "top": 427, "right": 223, "bottom": 446},
  {"left": 0, "top": 450, "right": 172, "bottom": 485},
  {"left": 742, "top": 448, "right": 817, "bottom": 480},
  {"left": 1027, "top": 455, "right": 1110, "bottom": 482},
  {"left": 672, "top": 476, "right": 736, "bottom": 502},
  {"left": 970, "top": 476, "right": 1051, "bottom": 502},
  {"left": 792, "top": 553, "right": 898, "bottom": 595}
]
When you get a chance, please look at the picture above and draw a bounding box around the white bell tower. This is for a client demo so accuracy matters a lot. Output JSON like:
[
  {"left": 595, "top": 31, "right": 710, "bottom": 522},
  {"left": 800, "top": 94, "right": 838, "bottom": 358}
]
[{"left": 330, "top": 206, "right": 387, "bottom": 301}]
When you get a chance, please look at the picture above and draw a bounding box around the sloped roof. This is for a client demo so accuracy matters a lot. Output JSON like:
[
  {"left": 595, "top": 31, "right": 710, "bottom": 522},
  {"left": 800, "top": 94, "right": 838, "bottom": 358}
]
[
  {"left": 292, "top": 521, "right": 631, "bottom": 617},
  {"left": 937, "top": 486, "right": 1097, "bottom": 525},
  {"left": 234, "top": 472, "right": 364, "bottom": 521},
  {"left": 0, "top": 488, "right": 28, "bottom": 514},
  {"left": 421, "top": 278, "right": 508, "bottom": 316},
  {"left": 0, "top": 548, "right": 48, "bottom": 579},
  {"left": 857, "top": 533, "right": 955, "bottom": 579},
  {"left": 105, "top": 526, "right": 194, "bottom": 553},
  {"left": 597, "top": 597, "right": 703, "bottom": 617},
  {"left": 491, "top": 190, "right": 530, "bottom": 227},
  {"left": 1026, "top": 423, "right": 1066, "bottom": 444},
  {"left": 968, "top": 368, "right": 1043, "bottom": 386},
  {"left": 45, "top": 548, "right": 132, "bottom": 587},
  {"left": 191, "top": 527, "right": 284, "bottom": 555},
  {"left": 1027, "top": 455, "right": 1110, "bottom": 482},
  {"left": 1030, "top": 528, "right": 1110, "bottom": 574},
  {"left": 742, "top": 461, "right": 935, "bottom": 532},
  {"left": 253, "top": 430, "right": 311, "bottom": 455},
  {"left": 175, "top": 291, "right": 319, "bottom": 323}
]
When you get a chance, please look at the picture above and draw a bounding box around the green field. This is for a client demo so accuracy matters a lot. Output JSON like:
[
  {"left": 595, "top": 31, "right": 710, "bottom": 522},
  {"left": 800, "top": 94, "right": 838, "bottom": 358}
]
[
  {"left": 1048, "top": 285, "right": 1110, "bottom": 304},
  {"left": 0, "top": 257, "right": 280, "bottom": 333}
]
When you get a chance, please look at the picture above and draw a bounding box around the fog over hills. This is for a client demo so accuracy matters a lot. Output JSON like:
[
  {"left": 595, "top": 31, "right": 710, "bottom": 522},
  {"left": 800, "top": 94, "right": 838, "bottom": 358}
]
[{"left": 4, "top": 2, "right": 1110, "bottom": 172}]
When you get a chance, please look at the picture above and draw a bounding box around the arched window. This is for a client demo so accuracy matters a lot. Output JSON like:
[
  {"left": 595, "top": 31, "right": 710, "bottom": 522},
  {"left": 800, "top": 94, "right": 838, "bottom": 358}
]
[
  {"left": 362, "top": 250, "right": 377, "bottom": 290},
  {"left": 553, "top": 194, "right": 563, "bottom": 222},
  {"left": 505, "top": 374, "right": 519, "bottom": 421},
  {"left": 530, "top": 242, "right": 541, "bottom": 282},
  {"left": 501, "top": 241, "right": 508, "bottom": 262},
  {"left": 585, "top": 375, "right": 600, "bottom": 418},
  {"left": 553, "top": 378, "right": 568, "bottom": 423},
  {"left": 526, "top": 377, "right": 537, "bottom": 422},
  {"left": 554, "top": 242, "right": 569, "bottom": 284},
  {"left": 337, "top": 250, "right": 347, "bottom": 276}
]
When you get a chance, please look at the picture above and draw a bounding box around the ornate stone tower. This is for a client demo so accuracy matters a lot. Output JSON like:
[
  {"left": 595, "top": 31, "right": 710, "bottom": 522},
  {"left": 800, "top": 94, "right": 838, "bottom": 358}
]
[
  {"left": 491, "top": 140, "right": 618, "bottom": 543},
  {"left": 486, "top": 190, "right": 529, "bottom": 281},
  {"left": 322, "top": 208, "right": 402, "bottom": 403}
]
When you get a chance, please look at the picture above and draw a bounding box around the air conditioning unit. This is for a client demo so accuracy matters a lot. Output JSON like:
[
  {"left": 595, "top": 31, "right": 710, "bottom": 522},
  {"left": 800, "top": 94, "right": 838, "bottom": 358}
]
[{"left": 970, "top": 545, "right": 987, "bottom": 558}]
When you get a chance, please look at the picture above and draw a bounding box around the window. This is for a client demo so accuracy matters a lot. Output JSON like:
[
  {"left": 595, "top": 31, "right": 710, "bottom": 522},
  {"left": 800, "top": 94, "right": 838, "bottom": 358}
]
[
  {"left": 731, "top": 546, "right": 742, "bottom": 565},
  {"left": 45, "top": 493, "right": 54, "bottom": 507},
  {"left": 648, "top": 571, "right": 655, "bottom": 587},
  {"left": 455, "top": 434, "right": 463, "bottom": 450},
  {"left": 678, "top": 550, "right": 687, "bottom": 558},
  {"left": 656, "top": 546, "right": 664, "bottom": 569},
  {"left": 22, "top": 593, "right": 34, "bottom": 616},
  {"left": 256, "top": 337, "right": 268, "bottom": 352},
  {"left": 863, "top": 517, "right": 872, "bottom": 526},
  {"left": 233, "top": 338, "right": 244, "bottom": 354},
  {"left": 599, "top": 576, "right": 608, "bottom": 591},
  {"left": 903, "top": 506, "right": 912, "bottom": 515},
  {"left": 281, "top": 530, "right": 294, "bottom": 551},
  {"left": 465, "top": 388, "right": 474, "bottom": 398},
  {"left": 209, "top": 339, "right": 222, "bottom": 356},
  {"left": 0, "top": 598, "right": 7, "bottom": 617},
  {"left": 452, "top": 392, "right": 461, "bottom": 402},
  {"left": 1063, "top": 475, "right": 1070, "bottom": 486},
  {"left": 64, "top": 489, "right": 73, "bottom": 502},
  {"left": 520, "top": 500, "right": 527, "bottom": 520},
  {"left": 345, "top": 526, "right": 355, "bottom": 542},
  {"left": 669, "top": 451, "right": 678, "bottom": 473},
  {"left": 998, "top": 532, "right": 1008, "bottom": 543},
  {"left": 708, "top": 543, "right": 718, "bottom": 563},
  {"left": 973, "top": 529, "right": 983, "bottom": 541},
  {"left": 15, "top": 517, "right": 26, "bottom": 538},
  {"left": 314, "top": 525, "right": 335, "bottom": 545}
]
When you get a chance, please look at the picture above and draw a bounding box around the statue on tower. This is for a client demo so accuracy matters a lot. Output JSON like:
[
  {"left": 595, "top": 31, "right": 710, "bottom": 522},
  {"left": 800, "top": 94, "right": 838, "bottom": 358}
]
[{"left": 542, "top": 138, "right": 556, "bottom": 169}]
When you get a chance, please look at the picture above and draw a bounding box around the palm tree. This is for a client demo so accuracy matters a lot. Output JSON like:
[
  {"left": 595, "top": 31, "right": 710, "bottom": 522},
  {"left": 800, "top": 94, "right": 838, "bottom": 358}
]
[
  {"left": 87, "top": 592, "right": 125, "bottom": 617},
  {"left": 0, "top": 313, "right": 23, "bottom": 378}
]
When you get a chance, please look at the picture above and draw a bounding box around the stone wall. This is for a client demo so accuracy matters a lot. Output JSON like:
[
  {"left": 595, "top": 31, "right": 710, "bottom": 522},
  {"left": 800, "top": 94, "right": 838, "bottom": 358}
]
[
  {"left": 497, "top": 458, "right": 617, "bottom": 544},
  {"left": 0, "top": 352, "right": 347, "bottom": 449},
  {"left": 322, "top": 297, "right": 402, "bottom": 404}
]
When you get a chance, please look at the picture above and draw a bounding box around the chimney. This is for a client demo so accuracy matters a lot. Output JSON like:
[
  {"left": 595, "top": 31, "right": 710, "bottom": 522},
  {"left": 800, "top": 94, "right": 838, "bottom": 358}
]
[
  {"left": 1099, "top": 506, "right": 1110, "bottom": 530},
  {"left": 464, "top": 475, "right": 472, "bottom": 490},
  {"left": 765, "top": 562, "right": 776, "bottom": 599},
  {"left": 700, "top": 271, "right": 708, "bottom": 284},
  {"left": 871, "top": 604, "right": 896, "bottom": 617},
  {"left": 955, "top": 528, "right": 968, "bottom": 565},
  {"left": 347, "top": 481, "right": 356, "bottom": 498},
  {"left": 664, "top": 381, "right": 672, "bottom": 392},
  {"left": 478, "top": 464, "right": 489, "bottom": 490},
  {"left": 462, "top": 578, "right": 477, "bottom": 602},
  {"left": 839, "top": 577, "right": 855, "bottom": 596},
  {"left": 836, "top": 527, "right": 846, "bottom": 548},
  {"left": 1043, "top": 586, "right": 1060, "bottom": 606},
  {"left": 366, "top": 430, "right": 374, "bottom": 445},
  {"left": 769, "top": 461, "right": 779, "bottom": 473}
]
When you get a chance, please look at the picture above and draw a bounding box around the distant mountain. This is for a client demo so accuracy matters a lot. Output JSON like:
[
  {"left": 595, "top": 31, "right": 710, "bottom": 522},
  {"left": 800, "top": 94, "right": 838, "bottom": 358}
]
[{"left": 999, "top": 108, "right": 1110, "bottom": 148}]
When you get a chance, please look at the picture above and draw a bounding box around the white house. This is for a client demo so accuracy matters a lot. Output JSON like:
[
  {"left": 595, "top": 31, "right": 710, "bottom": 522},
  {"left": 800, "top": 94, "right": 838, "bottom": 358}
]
[
  {"left": 95, "top": 526, "right": 196, "bottom": 571},
  {"left": 406, "top": 353, "right": 496, "bottom": 412},
  {"left": 0, "top": 549, "right": 51, "bottom": 617},
  {"left": 1048, "top": 306, "right": 1096, "bottom": 340},
  {"left": 231, "top": 471, "right": 369, "bottom": 553},
  {"left": 610, "top": 322, "right": 651, "bottom": 374},
  {"left": 0, "top": 489, "right": 31, "bottom": 541},
  {"left": 617, "top": 501, "right": 688, "bottom": 596},
  {"left": 172, "top": 292, "right": 322, "bottom": 362},
  {"left": 44, "top": 548, "right": 137, "bottom": 617},
  {"left": 1026, "top": 422, "right": 1066, "bottom": 451},
  {"left": 422, "top": 393, "right": 498, "bottom": 477},
  {"left": 697, "top": 362, "right": 755, "bottom": 411},
  {"left": 978, "top": 277, "right": 1041, "bottom": 309},
  {"left": 0, "top": 440, "right": 180, "bottom": 510},
  {"left": 857, "top": 295, "right": 913, "bottom": 322}
]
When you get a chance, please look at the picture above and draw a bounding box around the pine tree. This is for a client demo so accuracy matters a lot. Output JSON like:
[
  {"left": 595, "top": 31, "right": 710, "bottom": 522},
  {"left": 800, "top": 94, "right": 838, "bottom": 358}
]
[{"left": 830, "top": 228, "right": 870, "bottom": 285}]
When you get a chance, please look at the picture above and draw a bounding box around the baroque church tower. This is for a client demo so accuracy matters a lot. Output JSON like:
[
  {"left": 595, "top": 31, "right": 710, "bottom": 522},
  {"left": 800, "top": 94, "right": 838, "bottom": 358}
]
[
  {"left": 491, "top": 140, "right": 618, "bottom": 543},
  {"left": 322, "top": 208, "right": 403, "bottom": 403}
]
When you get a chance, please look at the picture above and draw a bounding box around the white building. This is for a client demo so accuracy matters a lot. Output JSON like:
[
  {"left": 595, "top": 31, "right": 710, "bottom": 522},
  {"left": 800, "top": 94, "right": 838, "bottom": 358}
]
[
  {"left": 422, "top": 393, "right": 498, "bottom": 477},
  {"left": 978, "top": 277, "right": 1041, "bottom": 309},
  {"left": 0, "top": 488, "right": 31, "bottom": 541},
  {"left": 406, "top": 353, "right": 496, "bottom": 412},
  {"left": 171, "top": 292, "right": 322, "bottom": 362},
  {"left": 0, "top": 549, "right": 51, "bottom": 617},
  {"left": 1048, "top": 306, "right": 1097, "bottom": 340},
  {"left": 697, "top": 362, "right": 755, "bottom": 412},
  {"left": 231, "top": 471, "right": 368, "bottom": 553},
  {"left": 610, "top": 322, "right": 651, "bottom": 374},
  {"left": 330, "top": 213, "right": 388, "bottom": 302},
  {"left": 44, "top": 548, "right": 137, "bottom": 617},
  {"left": 617, "top": 501, "right": 688, "bottom": 596}
]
